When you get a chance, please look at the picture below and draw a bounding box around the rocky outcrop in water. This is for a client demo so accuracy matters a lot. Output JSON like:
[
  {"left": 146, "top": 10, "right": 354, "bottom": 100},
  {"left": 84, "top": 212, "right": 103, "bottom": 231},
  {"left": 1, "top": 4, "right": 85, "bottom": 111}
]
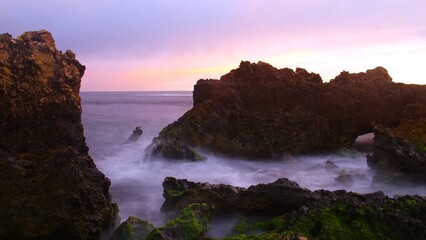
[
  {"left": 162, "top": 177, "right": 313, "bottom": 214},
  {"left": 126, "top": 126, "right": 143, "bottom": 143},
  {"left": 0, "top": 30, "right": 117, "bottom": 239},
  {"left": 367, "top": 119, "right": 426, "bottom": 183},
  {"left": 162, "top": 177, "right": 426, "bottom": 240},
  {"left": 150, "top": 61, "right": 426, "bottom": 159}
]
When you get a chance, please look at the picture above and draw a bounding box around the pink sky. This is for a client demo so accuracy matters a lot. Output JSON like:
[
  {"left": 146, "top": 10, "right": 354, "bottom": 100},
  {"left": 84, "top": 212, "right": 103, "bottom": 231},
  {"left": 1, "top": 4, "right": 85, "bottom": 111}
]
[{"left": 1, "top": 0, "right": 425, "bottom": 90}]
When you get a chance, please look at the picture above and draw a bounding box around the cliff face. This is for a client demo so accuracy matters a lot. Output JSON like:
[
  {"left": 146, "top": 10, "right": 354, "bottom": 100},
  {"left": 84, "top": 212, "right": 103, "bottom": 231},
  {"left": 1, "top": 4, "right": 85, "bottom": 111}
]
[
  {"left": 0, "top": 31, "right": 117, "bottom": 239},
  {"left": 151, "top": 61, "right": 426, "bottom": 159}
]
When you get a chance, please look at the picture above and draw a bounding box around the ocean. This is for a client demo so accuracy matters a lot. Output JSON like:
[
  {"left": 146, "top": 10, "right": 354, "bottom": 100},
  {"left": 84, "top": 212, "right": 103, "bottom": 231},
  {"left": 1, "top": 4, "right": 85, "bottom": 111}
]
[{"left": 81, "top": 91, "right": 426, "bottom": 236}]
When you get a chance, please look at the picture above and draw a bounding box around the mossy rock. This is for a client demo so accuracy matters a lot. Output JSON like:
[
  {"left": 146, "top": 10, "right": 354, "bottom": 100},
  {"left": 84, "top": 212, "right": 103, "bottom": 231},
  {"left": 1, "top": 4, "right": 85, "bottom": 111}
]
[
  {"left": 227, "top": 197, "right": 426, "bottom": 240},
  {"left": 110, "top": 216, "right": 155, "bottom": 240},
  {"left": 152, "top": 140, "right": 206, "bottom": 161},
  {"left": 146, "top": 203, "right": 214, "bottom": 240}
]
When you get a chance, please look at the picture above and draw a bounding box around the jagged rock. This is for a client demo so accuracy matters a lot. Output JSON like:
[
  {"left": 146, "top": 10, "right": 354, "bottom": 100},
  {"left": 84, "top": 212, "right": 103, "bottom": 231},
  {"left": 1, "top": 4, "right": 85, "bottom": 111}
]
[
  {"left": 367, "top": 119, "right": 426, "bottom": 183},
  {"left": 162, "top": 177, "right": 315, "bottom": 214},
  {"left": 126, "top": 126, "right": 143, "bottom": 143},
  {"left": 146, "top": 203, "right": 214, "bottom": 240},
  {"left": 162, "top": 178, "right": 426, "bottom": 240},
  {"left": 150, "top": 61, "right": 426, "bottom": 159},
  {"left": 110, "top": 216, "right": 154, "bottom": 240},
  {"left": 0, "top": 30, "right": 117, "bottom": 239}
]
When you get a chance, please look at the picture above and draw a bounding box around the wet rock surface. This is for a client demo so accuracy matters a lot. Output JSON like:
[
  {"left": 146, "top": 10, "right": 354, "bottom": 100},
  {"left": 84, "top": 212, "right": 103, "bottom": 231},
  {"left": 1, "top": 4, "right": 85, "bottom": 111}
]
[
  {"left": 0, "top": 30, "right": 117, "bottom": 239},
  {"left": 367, "top": 119, "right": 426, "bottom": 183},
  {"left": 150, "top": 61, "right": 426, "bottom": 159},
  {"left": 162, "top": 177, "right": 426, "bottom": 240},
  {"left": 110, "top": 216, "right": 154, "bottom": 240}
]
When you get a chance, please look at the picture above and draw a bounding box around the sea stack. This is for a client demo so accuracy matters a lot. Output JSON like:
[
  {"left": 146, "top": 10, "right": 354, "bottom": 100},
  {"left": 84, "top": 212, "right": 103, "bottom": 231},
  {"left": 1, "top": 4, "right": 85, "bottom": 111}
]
[
  {"left": 150, "top": 61, "right": 426, "bottom": 161},
  {"left": 0, "top": 30, "right": 117, "bottom": 239}
]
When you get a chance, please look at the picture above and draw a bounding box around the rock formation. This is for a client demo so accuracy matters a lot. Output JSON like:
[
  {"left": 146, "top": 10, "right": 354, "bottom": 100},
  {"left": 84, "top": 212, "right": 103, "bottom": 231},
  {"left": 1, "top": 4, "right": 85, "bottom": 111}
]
[
  {"left": 110, "top": 203, "right": 214, "bottom": 240},
  {"left": 126, "top": 126, "right": 143, "bottom": 143},
  {"left": 162, "top": 177, "right": 313, "bottom": 214},
  {"left": 367, "top": 119, "right": 426, "bottom": 183},
  {"left": 0, "top": 30, "right": 117, "bottom": 239},
  {"left": 110, "top": 216, "right": 154, "bottom": 240},
  {"left": 150, "top": 61, "right": 426, "bottom": 159},
  {"left": 162, "top": 177, "right": 426, "bottom": 240}
]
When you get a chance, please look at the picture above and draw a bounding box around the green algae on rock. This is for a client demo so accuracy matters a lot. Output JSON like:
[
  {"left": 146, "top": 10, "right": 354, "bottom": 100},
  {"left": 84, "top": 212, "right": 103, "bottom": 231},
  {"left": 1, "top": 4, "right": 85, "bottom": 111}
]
[
  {"left": 110, "top": 216, "right": 155, "bottom": 240},
  {"left": 146, "top": 203, "right": 214, "bottom": 240},
  {"left": 161, "top": 177, "right": 426, "bottom": 240}
]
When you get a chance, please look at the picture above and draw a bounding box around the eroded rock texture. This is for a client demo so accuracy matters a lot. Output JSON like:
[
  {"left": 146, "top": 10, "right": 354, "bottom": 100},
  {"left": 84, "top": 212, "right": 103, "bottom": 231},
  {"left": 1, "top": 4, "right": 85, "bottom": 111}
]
[
  {"left": 0, "top": 30, "right": 117, "bottom": 239},
  {"left": 162, "top": 177, "right": 426, "bottom": 240},
  {"left": 151, "top": 61, "right": 426, "bottom": 159},
  {"left": 368, "top": 119, "right": 426, "bottom": 183}
]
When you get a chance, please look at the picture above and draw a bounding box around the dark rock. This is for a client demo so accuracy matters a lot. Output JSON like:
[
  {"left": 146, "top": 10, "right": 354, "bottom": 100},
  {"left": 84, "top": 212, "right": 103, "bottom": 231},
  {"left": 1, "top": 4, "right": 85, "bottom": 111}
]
[
  {"left": 110, "top": 216, "right": 154, "bottom": 240},
  {"left": 150, "top": 61, "right": 426, "bottom": 159},
  {"left": 325, "top": 160, "right": 339, "bottom": 170},
  {"left": 367, "top": 119, "right": 426, "bottom": 183},
  {"left": 126, "top": 126, "right": 143, "bottom": 143},
  {"left": 335, "top": 172, "right": 354, "bottom": 186},
  {"left": 146, "top": 203, "right": 214, "bottom": 240},
  {"left": 162, "top": 178, "right": 426, "bottom": 239},
  {"left": 151, "top": 140, "right": 206, "bottom": 161},
  {"left": 162, "top": 177, "right": 315, "bottom": 214},
  {"left": 0, "top": 30, "right": 117, "bottom": 239}
]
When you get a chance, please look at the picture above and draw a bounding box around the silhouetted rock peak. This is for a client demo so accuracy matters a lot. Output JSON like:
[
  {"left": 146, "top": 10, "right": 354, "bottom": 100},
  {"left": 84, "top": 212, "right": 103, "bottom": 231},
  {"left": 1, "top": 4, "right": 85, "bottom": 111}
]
[{"left": 331, "top": 66, "right": 392, "bottom": 85}]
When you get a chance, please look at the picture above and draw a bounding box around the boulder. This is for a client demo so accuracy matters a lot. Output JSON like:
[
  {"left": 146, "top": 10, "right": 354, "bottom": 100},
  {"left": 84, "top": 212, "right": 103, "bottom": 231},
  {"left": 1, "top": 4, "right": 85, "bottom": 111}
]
[
  {"left": 146, "top": 203, "right": 214, "bottom": 240},
  {"left": 335, "top": 173, "right": 354, "bottom": 186},
  {"left": 0, "top": 30, "right": 117, "bottom": 239},
  {"left": 110, "top": 216, "right": 154, "bottom": 240},
  {"left": 150, "top": 61, "right": 426, "bottom": 159},
  {"left": 325, "top": 160, "right": 339, "bottom": 170}
]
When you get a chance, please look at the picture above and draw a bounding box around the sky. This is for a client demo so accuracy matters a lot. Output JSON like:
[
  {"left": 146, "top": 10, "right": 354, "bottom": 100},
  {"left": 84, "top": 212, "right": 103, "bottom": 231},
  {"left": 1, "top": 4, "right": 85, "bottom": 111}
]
[{"left": 1, "top": 0, "right": 425, "bottom": 91}]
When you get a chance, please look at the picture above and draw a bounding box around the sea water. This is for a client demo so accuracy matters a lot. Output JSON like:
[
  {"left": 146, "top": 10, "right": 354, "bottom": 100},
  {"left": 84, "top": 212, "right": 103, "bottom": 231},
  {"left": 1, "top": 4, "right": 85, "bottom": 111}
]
[{"left": 81, "top": 91, "right": 426, "bottom": 230}]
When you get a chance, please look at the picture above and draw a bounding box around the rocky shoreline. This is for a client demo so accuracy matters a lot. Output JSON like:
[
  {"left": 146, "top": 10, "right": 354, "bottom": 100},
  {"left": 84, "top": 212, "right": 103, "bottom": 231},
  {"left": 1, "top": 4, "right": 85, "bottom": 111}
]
[
  {"left": 1, "top": 30, "right": 425, "bottom": 239},
  {"left": 113, "top": 177, "right": 426, "bottom": 240}
]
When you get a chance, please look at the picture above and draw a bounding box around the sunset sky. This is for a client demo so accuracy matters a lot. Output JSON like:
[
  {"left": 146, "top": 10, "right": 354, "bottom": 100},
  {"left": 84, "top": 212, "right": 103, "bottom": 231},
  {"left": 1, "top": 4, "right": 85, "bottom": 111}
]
[{"left": 1, "top": 0, "right": 425, "bottom": 91}]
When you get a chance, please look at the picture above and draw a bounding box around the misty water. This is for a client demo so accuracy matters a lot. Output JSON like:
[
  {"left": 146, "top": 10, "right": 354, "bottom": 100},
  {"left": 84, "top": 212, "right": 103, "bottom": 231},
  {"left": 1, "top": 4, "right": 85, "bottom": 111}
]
[{"left": 81, "top": 91, "right": 426, "bottom": 236}]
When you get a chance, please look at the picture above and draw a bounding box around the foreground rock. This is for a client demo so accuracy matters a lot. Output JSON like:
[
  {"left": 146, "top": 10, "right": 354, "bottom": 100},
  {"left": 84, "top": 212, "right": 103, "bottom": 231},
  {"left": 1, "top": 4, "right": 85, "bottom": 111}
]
[
  {"left": 162, "top": 177, "right": 313, "bottom": 214},
  {"left": 150, "top": 61, "right": 426, "bottom": 159},
  {"left": 110, "top": 216, "right": 154, "bottom": 240},
  {"left": 111, "top": 203, "right": 213, "bottom": 240},
  {"left": 367, "top": 119, "right": 426, "bottom": 183},
  {"left": 0, "top": 30, "right": 117, "bottom": 239},
  {"left": 162, "top": 177, "right": 426, "bottom": 240}
]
